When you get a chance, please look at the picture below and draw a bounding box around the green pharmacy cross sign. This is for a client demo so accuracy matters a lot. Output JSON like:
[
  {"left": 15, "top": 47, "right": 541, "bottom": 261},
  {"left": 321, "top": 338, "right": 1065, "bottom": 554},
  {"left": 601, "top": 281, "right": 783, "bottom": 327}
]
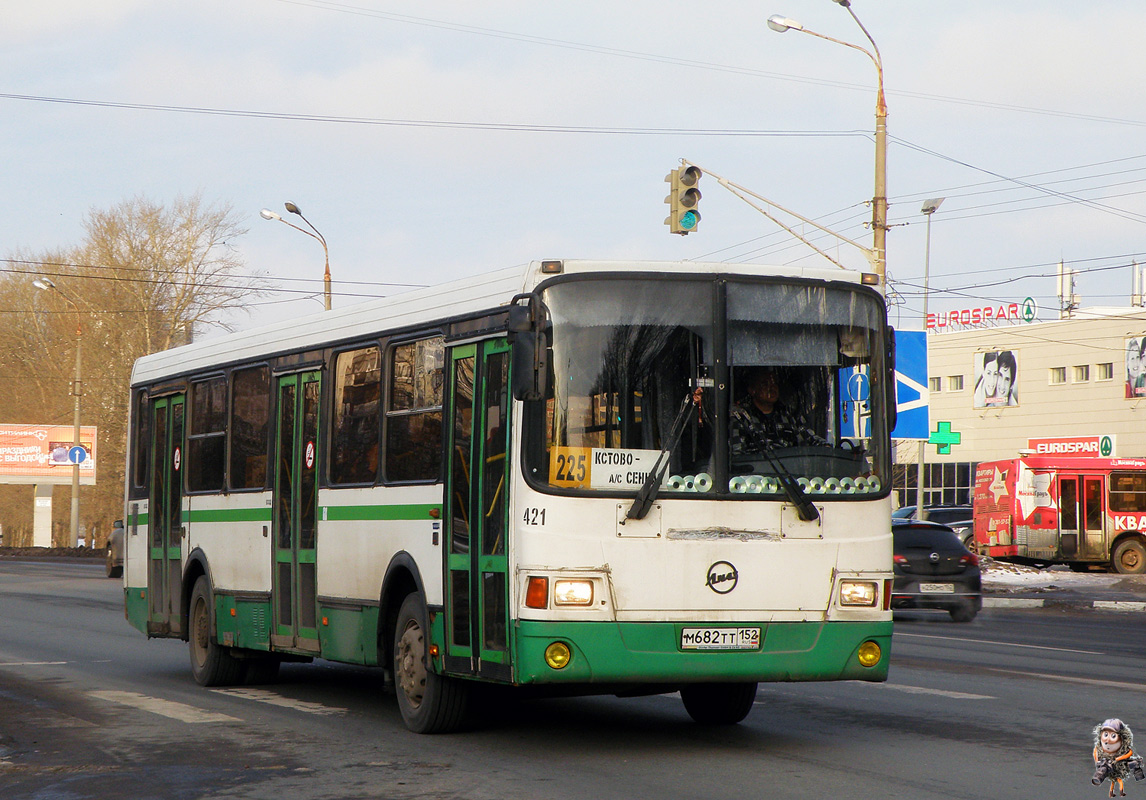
[{"left": 928, "top": 421, "right": 962, "bottom": 455}]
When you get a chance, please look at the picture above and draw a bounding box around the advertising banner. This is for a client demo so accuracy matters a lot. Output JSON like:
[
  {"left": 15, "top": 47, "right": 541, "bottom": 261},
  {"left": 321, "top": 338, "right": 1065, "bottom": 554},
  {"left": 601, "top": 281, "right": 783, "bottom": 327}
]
[
  {"left": 973, "top": 350, "right": 1019, "bottom": 408},
  {"left": 1126, "top": 336, "right": 1146, "bottom": 399},
  {"left": 0, "top": 424, "right": 97, "bottom": 485}
]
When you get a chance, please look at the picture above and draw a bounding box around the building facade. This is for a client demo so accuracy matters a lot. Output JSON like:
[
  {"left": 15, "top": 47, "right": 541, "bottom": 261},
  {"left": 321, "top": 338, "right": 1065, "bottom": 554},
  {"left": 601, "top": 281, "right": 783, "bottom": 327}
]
[{"left": 893, "top": 306, "right": 1146, "bottom": 507}]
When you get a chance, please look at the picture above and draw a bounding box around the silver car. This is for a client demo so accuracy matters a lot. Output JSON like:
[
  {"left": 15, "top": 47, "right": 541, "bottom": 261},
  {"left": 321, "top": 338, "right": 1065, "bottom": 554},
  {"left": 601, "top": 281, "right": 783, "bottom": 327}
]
[{"left": 106, "top": 519, "right": 124, "bottom": 578}]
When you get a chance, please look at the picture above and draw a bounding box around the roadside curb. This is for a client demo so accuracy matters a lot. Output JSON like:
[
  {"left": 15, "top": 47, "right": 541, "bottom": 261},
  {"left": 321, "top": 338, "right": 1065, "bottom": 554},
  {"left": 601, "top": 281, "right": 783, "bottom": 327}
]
[{"left": 983, "top": 597, "right": 1146, "bottom": 612}]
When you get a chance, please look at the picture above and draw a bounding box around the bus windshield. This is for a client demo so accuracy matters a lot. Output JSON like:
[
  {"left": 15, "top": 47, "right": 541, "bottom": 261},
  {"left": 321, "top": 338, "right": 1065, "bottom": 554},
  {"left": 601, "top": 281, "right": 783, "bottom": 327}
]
[{"left": 526, "top": 275, "right": 890, "bottom": 498}]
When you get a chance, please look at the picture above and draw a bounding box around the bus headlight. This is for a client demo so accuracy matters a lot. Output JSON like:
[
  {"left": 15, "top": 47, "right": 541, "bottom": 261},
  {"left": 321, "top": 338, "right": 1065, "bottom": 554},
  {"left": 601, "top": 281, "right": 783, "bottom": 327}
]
[
  {"left": 839, "top": 580, "right": 878, "bottom": 607},
  {"left": 554, "top": 579, "right": 594, "bottom": 606}
]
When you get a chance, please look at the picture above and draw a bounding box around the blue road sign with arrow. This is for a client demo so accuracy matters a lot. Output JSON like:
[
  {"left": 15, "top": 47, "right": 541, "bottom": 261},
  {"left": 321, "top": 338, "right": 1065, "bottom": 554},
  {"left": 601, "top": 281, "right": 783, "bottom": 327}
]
[{"left": 838, "top": 330, "right": 930, "bottom": 440}]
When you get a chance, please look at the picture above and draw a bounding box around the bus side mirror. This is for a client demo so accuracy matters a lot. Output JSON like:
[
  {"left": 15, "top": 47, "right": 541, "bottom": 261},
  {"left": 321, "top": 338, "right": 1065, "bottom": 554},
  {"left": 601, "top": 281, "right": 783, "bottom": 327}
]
[
  {"left": 508, "top": 293, "right": 550, "bottom": 402},
  {"left": 887, "top": 327, "right": 898, "bottom": 432},
  {"left": 512, "top": 331, "right": 549, "bottom": 401},
  {"left": 507, "top": 303, "right": 532, "bottom": 334}
]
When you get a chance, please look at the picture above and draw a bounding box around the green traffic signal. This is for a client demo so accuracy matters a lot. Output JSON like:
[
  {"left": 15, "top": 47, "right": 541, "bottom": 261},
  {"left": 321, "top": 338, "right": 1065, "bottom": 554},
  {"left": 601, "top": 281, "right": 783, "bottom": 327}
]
[{"left": 664, "top": 165, "right": 703, "bottom": 234}]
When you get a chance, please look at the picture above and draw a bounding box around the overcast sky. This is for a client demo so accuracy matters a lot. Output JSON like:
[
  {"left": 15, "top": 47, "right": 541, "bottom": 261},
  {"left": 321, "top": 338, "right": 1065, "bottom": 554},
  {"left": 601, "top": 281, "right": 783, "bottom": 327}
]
[{"left": 4, "top": 0, "right": 1146, "bottom": 336}]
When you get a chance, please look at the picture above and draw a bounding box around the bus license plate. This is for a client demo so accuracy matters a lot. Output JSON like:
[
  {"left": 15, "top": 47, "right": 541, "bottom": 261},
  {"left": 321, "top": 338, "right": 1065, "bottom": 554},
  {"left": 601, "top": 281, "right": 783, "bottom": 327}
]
[
  {"left": 919, "top": 583, "right": 955, "bottom": 594},
  {"left": 680, "top": 627, "right": 761, "bottom": 651}
]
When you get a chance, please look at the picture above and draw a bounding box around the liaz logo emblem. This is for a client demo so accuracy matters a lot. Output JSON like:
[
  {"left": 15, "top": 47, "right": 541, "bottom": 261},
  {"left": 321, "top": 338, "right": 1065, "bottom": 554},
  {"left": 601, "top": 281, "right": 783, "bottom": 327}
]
[{"left": 705, "top": 561, "right": 739, "bottom": 594}]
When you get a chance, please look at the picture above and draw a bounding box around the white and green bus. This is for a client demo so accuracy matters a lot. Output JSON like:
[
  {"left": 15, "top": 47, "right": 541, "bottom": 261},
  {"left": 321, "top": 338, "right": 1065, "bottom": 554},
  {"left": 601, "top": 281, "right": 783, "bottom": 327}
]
[{"left": 123, "top": 259, "right": 896, "bottom": 733}]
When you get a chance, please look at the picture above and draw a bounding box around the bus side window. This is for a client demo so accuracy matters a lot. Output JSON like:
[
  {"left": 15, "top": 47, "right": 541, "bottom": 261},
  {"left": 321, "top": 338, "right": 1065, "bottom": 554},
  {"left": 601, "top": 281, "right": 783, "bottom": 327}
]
[
  {"left": 386, "top": 337, "right": 445, "bottom": 483},
  {"left": 230, "top": 365, "right": 270, "bottom": 490},
  {"left": 1110, "top": 471, "right": 1146, "bottom": 513},
  {"left": 187, "top": 376, "right": 226, "bottom": 492},
  {"left": 331, "top": 347, "right": 381, "bottom": 485},
  {"left": 132, "top": 389, "right": 150, "bottom": 494}
]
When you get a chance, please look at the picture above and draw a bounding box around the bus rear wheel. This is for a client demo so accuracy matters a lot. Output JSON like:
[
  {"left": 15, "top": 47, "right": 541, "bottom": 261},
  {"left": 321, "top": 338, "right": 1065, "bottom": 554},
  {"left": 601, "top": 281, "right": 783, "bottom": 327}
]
[
  {"left": 680, "top": 682, "right": 758, "bottom": 725},
  {"left": 1112, "top": 539, "right": 1146, "bottom": 574},
  {"left": 393, "top": 592, "right": 468, "bottom": 734},
  {"left": 189, "top": 575, "right": 244, "bottom": 686}
]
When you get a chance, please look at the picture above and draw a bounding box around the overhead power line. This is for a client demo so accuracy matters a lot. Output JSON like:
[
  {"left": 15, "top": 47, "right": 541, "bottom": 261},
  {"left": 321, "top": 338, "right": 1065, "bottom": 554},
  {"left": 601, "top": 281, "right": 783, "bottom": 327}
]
[
  {"left": 0, "top": 93, "right": 861, "bottom": 138},
  {"left": 272, "top": 0, "right": 1146, "bottom": 129}
]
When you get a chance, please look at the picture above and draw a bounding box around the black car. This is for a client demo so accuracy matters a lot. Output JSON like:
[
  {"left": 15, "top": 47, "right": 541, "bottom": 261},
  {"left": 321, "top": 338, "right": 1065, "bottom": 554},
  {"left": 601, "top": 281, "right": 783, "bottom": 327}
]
[
  {"left": 891, "top": 519, "right": 982, "bottom": 622},
  {"left": 892, "top": 505, "right": 974, "bottom": 549}
]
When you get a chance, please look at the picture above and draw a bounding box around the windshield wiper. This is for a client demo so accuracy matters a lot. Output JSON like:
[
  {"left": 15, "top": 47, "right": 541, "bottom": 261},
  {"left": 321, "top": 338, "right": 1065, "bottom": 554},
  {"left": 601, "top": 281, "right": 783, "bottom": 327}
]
[
  {"left": 731, "top": 408, "right": 820, "bottom": 522},
  {"left": 624, "top": 391, "right": 696, "bottom": 522}
]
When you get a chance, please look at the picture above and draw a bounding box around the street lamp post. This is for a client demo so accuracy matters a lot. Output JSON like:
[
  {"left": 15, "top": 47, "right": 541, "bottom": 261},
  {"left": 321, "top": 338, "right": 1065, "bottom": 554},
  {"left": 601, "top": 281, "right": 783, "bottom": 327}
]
[
  {"left": 32, "top": 277, "right": 83, "bottom": 548},
  {"left": 915, "top": 198, "right": 944, "bottom": 519},
  {"left": 260, "top": 203, "right": 332, "bottom": 311},
  {"left": 767, "top": 1, "right": 887, "bottom": 285}
]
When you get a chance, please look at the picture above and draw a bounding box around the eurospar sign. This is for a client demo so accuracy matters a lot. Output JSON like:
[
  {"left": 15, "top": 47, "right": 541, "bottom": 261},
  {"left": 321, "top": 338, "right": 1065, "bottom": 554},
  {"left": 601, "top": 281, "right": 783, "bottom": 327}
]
[
  {"left": 1027, "top": 435, "right": 1115, "bottom": 457},
  {"left": 927, "top": 297, "right": 1038, "bottom": 331}
]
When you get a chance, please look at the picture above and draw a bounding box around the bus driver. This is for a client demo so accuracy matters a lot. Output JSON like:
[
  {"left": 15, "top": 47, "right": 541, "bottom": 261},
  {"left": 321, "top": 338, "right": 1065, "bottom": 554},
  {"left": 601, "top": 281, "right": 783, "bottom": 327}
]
[{"left": 729, "top": 367, "right": 827, "bottom": 456}]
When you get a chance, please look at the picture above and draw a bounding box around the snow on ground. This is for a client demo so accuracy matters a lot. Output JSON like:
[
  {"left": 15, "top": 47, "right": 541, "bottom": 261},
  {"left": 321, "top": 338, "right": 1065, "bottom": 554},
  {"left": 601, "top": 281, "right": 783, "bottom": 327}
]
[{"left": 981, "top": 558, "right": 1146, "bottom": 594}]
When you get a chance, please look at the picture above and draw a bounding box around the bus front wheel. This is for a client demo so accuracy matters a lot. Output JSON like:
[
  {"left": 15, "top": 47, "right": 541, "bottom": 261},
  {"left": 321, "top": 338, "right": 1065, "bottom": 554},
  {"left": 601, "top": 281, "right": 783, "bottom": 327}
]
[
  {"left": 680, "top": 682, "right": 758, "bottom": 725},
  {"left": 1112, "top": 539, "right": 1146, "bottom": 575},
  {"left": 393, "top": 592, "right": 468, "bottom": 734},
  {"left": 189, "top": 575, "right": 244, "bottom": 686}
]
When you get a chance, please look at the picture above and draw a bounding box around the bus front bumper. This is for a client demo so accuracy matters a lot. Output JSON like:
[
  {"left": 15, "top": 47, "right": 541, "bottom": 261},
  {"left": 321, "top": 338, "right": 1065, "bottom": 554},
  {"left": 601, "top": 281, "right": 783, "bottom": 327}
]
[{"left": 513, "top": 619, "right": 891, "bottom": 685}]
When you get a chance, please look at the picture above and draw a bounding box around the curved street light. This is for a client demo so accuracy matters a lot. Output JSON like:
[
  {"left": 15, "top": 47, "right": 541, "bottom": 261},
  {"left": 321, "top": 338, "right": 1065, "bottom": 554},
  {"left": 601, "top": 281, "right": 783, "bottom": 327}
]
[
  {"left": 32, "top": 276, "right": 84, "bottom": 548},
  {"left": 916, "top": 198, "right": 944, "bottom": 518},
  {"left": 260, "top": 202, "right": 332, "bottom": 311},
  {"left": 768, "top": 1, "right": 887, "bottom": 286}
]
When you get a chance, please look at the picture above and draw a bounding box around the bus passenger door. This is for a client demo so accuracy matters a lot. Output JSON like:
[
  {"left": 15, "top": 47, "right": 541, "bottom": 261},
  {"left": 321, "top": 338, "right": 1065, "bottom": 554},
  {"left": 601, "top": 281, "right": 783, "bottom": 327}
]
[
  {"left": 444, "top": 340, "right": 512, "bottom": 681},
  {"left": 271, "top": 371, "right": 322, "bottom": 653},
  {"left": 1082, "top": 476, "right": 1107, "bottom": 559},
  {"left": 1062, "top": 475, "right": 1107, "bottom": 559},
  {"left": 148, "top": 395, "right": 185, "bottom": 636}
]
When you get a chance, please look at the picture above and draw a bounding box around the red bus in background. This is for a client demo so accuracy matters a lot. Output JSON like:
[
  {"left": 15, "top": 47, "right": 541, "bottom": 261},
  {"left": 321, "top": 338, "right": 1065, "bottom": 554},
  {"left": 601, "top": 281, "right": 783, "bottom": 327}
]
[{"left": 973, "top": 456, "right": 1146, "bottom": 574}]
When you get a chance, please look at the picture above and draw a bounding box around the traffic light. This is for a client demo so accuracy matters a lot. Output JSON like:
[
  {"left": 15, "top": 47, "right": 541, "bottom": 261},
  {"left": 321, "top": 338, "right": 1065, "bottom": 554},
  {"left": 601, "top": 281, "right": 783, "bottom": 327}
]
[{"left": 664, "top": 165, "right": 702, "bottom": 234}]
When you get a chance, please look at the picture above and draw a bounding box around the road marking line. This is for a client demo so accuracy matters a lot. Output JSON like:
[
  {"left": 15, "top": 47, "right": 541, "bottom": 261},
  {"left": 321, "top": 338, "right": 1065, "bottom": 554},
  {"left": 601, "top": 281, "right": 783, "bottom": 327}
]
[
  {"left": 985, "top": 669, "right": 1146, "bottom": 694},
  {"left": 88, "top": 690, "right": 240, "bottom": 723},
  {"left": 895, "top": 631, "right": 1102, "bottom": 655},
  {"left": 210, "top": 688, "right": 347, "bottom": 716},
  {"left": 864, "top": 683, "right": 994, "bottom": 701},
  {"left": 0, "top": 661, "right": 69, "bottom": 667}
]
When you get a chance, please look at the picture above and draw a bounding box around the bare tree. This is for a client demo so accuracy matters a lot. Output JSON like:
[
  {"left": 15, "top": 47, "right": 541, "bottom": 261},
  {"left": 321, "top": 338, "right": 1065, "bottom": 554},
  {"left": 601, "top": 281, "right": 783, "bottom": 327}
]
[{"left": 0, "top": 193, "right": 270, "bottom": 546}]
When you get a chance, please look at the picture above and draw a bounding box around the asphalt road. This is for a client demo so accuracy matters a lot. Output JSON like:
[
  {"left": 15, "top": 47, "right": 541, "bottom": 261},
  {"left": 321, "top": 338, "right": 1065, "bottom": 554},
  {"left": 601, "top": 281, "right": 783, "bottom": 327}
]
[{"left": 2, "top": 559, "right": 1143, "bottom": 800}]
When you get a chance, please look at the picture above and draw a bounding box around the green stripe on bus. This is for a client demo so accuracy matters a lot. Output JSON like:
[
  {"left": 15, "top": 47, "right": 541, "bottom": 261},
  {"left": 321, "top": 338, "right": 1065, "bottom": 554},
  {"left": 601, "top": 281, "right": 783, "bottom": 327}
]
[
  {"left": 131, "top": 503, "right": 438, "bottom": 525},
  {"left": 185, "top": 507, "right": 274, "bottom": 523},
  {"left": 323, "top": 503, "right": 440, "bottom": 522}
]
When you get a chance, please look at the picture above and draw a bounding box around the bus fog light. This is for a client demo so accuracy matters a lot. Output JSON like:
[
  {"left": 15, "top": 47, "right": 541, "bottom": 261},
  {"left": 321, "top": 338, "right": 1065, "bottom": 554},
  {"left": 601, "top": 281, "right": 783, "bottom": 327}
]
[
  {"left": 839, "top": 580, "right": 878, "bottom": 607},
  {"left": 857, "top": 641, "right": 882, "bottom": 668},
  {"left": 544, "top": 642, "right": 572, "bottom": 669},
  {"left": 554, "top": 579, "right": 593, "bottom": 606}
]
